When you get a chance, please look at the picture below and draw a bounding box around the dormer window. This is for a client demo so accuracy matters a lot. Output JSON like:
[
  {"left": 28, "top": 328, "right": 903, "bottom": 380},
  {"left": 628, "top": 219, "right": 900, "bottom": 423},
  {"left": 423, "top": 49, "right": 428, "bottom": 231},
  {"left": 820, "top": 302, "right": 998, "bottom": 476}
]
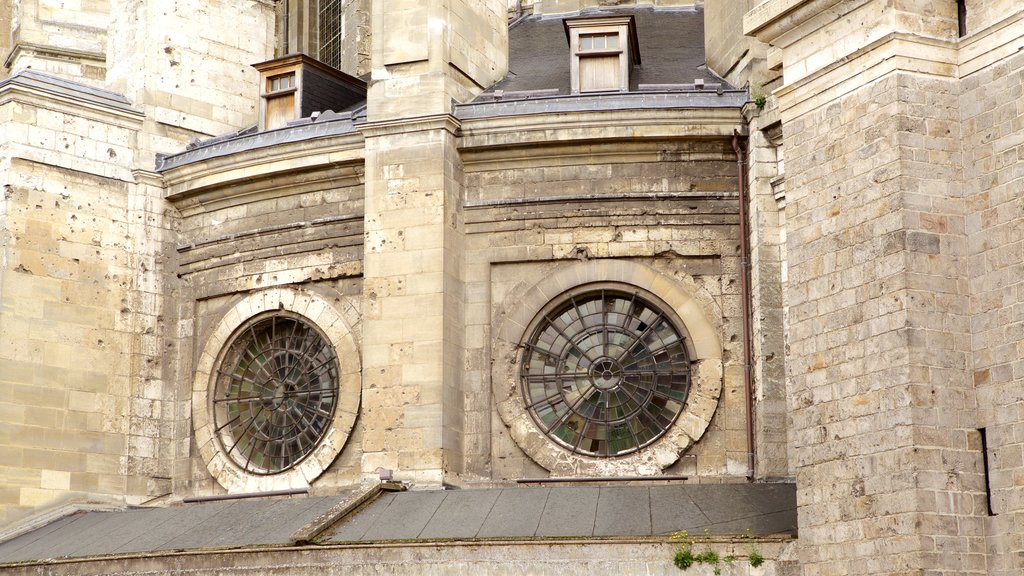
[
  {"left": 253, "top": 54, "right": 367, "bottom": 131},
  {"left": 564, "top": 15, "right": 640, "bottom": 94}
]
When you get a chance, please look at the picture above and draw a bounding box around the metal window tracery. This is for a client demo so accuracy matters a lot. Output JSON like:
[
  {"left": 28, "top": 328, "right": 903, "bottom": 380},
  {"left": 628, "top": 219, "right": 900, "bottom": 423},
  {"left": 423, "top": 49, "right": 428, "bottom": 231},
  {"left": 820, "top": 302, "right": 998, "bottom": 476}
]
[
  {"left": 520, "top": 289, "right": 691, "bottom": 457},
  {"left": 318, "top": 0, "right": 344, "bottom": 70},
  {"left": 212, "top": 314, "right": 339, "bottom": 475}
]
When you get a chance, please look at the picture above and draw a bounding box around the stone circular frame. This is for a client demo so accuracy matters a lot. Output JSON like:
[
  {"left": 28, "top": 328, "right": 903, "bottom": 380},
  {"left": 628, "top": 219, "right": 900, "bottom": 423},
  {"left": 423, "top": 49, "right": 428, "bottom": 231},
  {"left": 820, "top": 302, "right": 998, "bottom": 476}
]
[
  {"left": 494, "top": 260, "right": 723, "bottom": 476},
  {"left": 193, "top": 287, "right": 361, "bottom": 493}
]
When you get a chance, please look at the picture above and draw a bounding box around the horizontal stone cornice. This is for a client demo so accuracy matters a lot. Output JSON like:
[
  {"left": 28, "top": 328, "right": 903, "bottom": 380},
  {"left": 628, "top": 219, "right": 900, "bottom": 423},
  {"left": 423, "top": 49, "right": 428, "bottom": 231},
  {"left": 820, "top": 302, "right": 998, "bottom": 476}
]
[
  {"left": 458, "top": 108, "right": 745, "bottom": 151},
  {"left": 774, "top": 32, "right": 957, "bottom": 121},
  {"left": 163, "top": 135, "right": 365, "bottom": 202},
  {"left": 3, "top": 42, "right": 106, "bottom": 69},
  {"left": 0, "top": 71, "right": 142, "bottom": 126},
  {"left": 958, "top": 9, "right": 1024, "bottom": 77},
  {"left": 356, "top": 114, "right": 462, "bottom": 139},
  {"left": 744, "top": 0, "right": 851, "bottom": 44}
]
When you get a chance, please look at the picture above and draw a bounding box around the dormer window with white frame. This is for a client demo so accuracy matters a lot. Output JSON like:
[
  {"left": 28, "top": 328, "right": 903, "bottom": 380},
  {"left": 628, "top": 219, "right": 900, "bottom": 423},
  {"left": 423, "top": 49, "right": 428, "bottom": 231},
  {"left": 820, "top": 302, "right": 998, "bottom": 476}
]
[{"left": 564, "top": 15, "right": 640, "bottom": 94}]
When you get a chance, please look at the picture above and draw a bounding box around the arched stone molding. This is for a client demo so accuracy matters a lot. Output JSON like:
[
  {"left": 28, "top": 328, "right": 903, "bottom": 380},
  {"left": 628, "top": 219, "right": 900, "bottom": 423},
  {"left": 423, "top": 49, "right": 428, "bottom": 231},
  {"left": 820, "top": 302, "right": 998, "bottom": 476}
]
[
  {"left": 493, "top": 259, "right": 723, "bottom": 476},
  {"left": 192, "top": 286, "right": 361, "bottom": 493}
]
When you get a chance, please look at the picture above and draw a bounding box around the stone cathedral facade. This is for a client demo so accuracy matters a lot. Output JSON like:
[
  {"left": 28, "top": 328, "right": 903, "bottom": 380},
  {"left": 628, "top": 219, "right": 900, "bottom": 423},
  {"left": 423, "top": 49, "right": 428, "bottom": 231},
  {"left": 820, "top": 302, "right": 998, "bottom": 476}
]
[{"left": 0, "top": 0, "right": 1022, "bottom": 574}]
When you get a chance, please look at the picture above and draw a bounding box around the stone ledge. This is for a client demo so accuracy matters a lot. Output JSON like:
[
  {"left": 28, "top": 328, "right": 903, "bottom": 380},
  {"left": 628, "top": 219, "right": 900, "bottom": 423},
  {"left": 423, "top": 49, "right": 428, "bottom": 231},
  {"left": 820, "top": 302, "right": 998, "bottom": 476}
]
[{"left": 743, "top": 0, "right": 848, "bottom": 43}]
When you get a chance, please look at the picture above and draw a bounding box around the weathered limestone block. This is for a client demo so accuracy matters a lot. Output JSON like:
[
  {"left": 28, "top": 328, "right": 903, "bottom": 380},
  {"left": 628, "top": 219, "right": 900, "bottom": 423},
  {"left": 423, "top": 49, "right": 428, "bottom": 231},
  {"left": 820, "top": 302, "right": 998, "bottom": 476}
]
[
  {"left": 744, "top": 0, "right": 1004, "bottom": 574},
  {"left": 368, "top": 0, "right": 507, "bottom": 120}
]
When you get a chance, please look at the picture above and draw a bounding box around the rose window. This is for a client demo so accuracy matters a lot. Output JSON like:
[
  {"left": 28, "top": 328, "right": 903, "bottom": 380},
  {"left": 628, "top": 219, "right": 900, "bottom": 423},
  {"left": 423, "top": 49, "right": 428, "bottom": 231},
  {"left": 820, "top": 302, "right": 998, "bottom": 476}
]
[
  {"left": 212, "top": 314, "right": 339, "bottom": 474},
  {"left": 520, "top": 289, "right": 691, "bottom": 457}
]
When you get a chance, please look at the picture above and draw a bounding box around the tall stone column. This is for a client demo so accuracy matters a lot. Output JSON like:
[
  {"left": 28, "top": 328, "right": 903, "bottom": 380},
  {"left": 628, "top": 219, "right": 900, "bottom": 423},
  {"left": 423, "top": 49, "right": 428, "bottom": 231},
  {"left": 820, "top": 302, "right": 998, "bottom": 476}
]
[
  {"left": 359, "top": 0, "right": 507, "bottom": 484},
  {"left": 746, "top": 1, "right": 985, "bottom": 574}
]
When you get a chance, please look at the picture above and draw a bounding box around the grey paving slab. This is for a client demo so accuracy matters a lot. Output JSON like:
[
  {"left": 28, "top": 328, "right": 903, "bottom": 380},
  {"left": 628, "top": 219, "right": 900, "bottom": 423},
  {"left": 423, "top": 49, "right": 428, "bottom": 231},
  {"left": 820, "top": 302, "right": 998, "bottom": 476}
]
[
  {"left": 0, "top": 484, "right": 797, "bottom": 565},
  {"left": 594, "top": 486, "right": 652, "bottom": 537},
  {"left": 327, "top": 493, "right": 397, "bottom": 542},
  {"left": 476, "top": 487, "right": 549, "bottom": 538},
  {"left": 649, "top": 485, "right": 709, "bottom": 535},
  {"left": 690, "top": 485, "right": 755, "bottom": 524},
  {"left": 58, "top": 508, "right": 161, "bottom": 558},
  {"left": 205, "top": 497, "right": 300, "bottom": 548},
  {"left": 10, "top": 510, "right": 113, "bottom": 560},
  {"left": 257, "top": 495, "right": 342, "bottom": 544},
  {"left": 707, "top": 510, "right": 798, "bottom": 536},
  {"left": 535, "top": 486, "right": 600, "bottom": 538},
  {"left": 230, "top": 494, "right": 347, "bottom": 546},
  {"left": 419, "top": 489, "right": 502, "bottom": 539},
  {"left": 160, "top": 500, "right": 280, "bottom": 550},
  {"left": 109, "top": 507, "right": 194, "bottom": 554},
  {"left": 359, "top": 491, "right": 448, "bottom": 541},
  {"left": 0, "top": 513, "right": 82, "bottom": 563},
  {"left": 74, "top": 507, "right": 182, "bottom": 557},
  {"left": 748, "top": 483, "right": 798, "bottom": 515},
  {"left": 114, "top": 502, "right": 232, "bottom": 553}
]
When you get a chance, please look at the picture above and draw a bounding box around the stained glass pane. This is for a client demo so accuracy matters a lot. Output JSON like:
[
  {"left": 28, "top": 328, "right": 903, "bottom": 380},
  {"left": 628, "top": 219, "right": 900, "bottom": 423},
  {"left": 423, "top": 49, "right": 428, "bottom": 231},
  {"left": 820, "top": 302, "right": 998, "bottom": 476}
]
[
  {"left": 213, "top": 315, "right": 339, "bottom": 475},
  {"left": 520, "top": 289, "right": 691, "bottom": 457}
]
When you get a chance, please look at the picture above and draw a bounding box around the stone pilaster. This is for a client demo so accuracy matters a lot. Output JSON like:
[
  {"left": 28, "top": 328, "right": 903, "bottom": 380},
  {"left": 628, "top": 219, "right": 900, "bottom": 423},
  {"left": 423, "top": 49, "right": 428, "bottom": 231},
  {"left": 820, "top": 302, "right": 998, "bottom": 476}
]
[
  {"left": 359, "top": 117, "right": 465, "bottom": 484},
  {"left": 744, "top": 102, "right": 790, "bottom": 480},
  {"left": 359, "top": 0, "right": 506, "bottom": 484},
  {"left": 367, "top": 0, "right": 507, "bottom": 121},
  {"left": 746, "top": 1, "right": 985, "bottom": 574}
]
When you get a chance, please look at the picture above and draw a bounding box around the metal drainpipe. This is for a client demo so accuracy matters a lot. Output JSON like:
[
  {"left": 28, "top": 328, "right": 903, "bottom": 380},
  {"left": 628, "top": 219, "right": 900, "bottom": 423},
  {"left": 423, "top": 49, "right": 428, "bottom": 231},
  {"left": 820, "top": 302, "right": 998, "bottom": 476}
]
[
  {"left": 283, "top": 0, "right": 290, "bottom": 54},
  {"left": 732, "top": 130, "right": 756, "bottom": 480}
]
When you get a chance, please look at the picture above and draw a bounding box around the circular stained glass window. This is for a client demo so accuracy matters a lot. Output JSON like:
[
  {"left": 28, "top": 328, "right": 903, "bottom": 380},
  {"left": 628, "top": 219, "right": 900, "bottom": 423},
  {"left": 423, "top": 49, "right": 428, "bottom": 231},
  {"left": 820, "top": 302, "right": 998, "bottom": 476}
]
[
  {"left": 212, "top": 314, "right": 339, "bottom": 475},
  {"left": 520, "top": 288, "right": 691, "bottom": 457}
]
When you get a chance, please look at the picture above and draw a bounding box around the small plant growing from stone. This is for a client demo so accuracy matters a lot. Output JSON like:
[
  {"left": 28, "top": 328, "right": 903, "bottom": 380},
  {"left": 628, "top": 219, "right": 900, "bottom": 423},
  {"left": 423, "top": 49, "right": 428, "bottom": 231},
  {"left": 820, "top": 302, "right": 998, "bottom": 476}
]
[
  {"left": 750, "top": 82, "right": 767, "bottom": 109},
  {"left": 670, "top": 528, "right": 765, "bottom": 573},
  {"left": 749, "top": 548, "right": 764, "bottom": 568}
]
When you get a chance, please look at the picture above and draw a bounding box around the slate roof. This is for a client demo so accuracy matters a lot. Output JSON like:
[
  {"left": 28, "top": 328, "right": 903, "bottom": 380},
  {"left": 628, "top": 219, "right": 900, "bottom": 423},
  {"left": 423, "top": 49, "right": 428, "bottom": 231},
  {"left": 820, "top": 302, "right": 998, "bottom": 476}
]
[
  {"left": 325, "top": 484, "right": 796, "bottom": 542},
  {"left": 490, "top": 5, "right": 727, "bottom": 96},
  {"left": 0, "top": 484, "right": 795, "bottom": 565},
  {"left": 157, "top": 6, "right": 742, "bottom": 172}
]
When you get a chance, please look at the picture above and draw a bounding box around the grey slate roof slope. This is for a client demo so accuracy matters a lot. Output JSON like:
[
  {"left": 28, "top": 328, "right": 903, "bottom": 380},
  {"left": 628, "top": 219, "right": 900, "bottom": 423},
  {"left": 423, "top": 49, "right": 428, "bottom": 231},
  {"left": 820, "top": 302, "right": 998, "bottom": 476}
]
[
  {"left": 0, "top": 484, "right": 795, "bottom": 565},
  {"left": 326, "top": 484, "right": 796, "bottom": 542},
  {"left": 0, "top": 495, "right": 349, "bottom": 565},
  {"left": 490, "top": 6, "right": 730, "bottom": 96}
]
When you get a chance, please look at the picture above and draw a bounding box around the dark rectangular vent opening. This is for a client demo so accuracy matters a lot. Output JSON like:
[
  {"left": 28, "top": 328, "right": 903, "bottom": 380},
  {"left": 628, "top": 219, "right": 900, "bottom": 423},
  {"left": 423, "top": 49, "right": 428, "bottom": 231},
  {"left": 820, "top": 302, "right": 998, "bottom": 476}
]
[
  {"left": 957, "top": 0, "right": 967, "bottom": 37},
  {"left": 979, "top": 427, "right": 994, "bottom": 516}
]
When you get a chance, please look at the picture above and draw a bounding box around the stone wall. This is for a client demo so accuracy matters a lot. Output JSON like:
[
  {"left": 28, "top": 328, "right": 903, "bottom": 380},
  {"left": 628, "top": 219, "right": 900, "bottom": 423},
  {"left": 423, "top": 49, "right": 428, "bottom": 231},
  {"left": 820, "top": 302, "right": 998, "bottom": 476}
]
[
  {"left": 526, "top": 0, "right": 699, "bottom": 16},
  {"left": 964, "top": 0, "right": 1021, "bottom": 34},
  {"left": 367, "top": 0, "right": 507, "bottom": 120},
  {"left": 744, "top": 105, "right": 789, "bottom": 479},
  {"left": 163, "top": 137, "right": 367, "bottom": 496},
  {"left": 745, "top": 1, "right": 1002, "bottom": 574},
  {"left": 0, "top": 3, "right": 12, "bottom": 80},
  {"left": 277, "top": 0, "right": 371, "bottom": 77},
  {"left": 334, "top": 0, "right": 371, "bottom": 76},
  {"left": 781, "top": 67, "right": 984, "bottom": 576},
  {"left": 0, "top": 83, "right": 151, "bottom": 526},
  {"left": 0, "top": 539, "right": 798, "bottom": 576},
  {"left": 458, "top": 133, "right": 749, "bottom": 482},
  {"left": 962, "top": 32, "right": 1024, "bottom": 576},
  {"left": 107, "top": 0, "right": 276, "bottom": 161}
]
